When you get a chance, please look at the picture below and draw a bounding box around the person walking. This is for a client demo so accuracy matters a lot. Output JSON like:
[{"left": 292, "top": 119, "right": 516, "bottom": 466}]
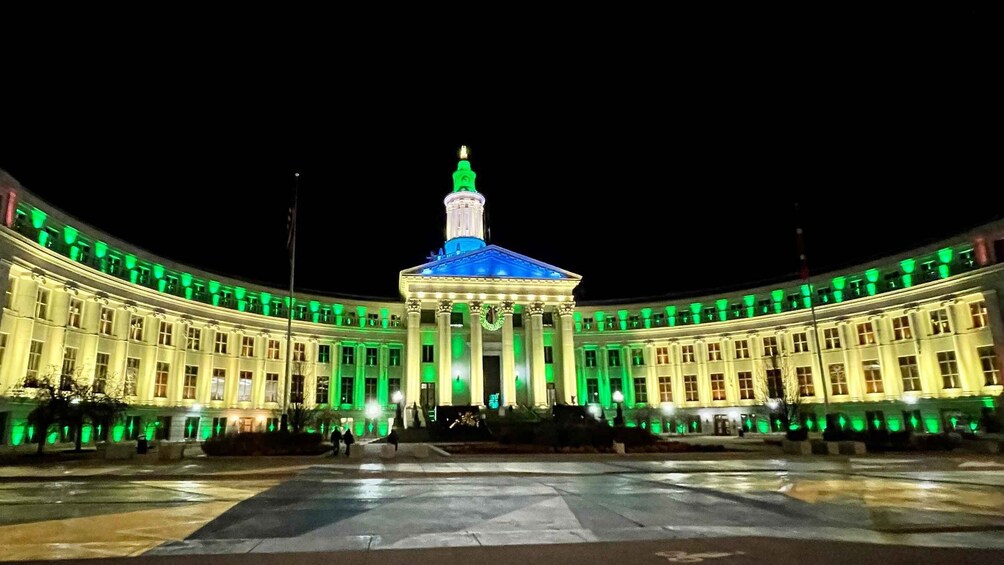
[
  {"left": 330, "top": 427, "right": 342, "bottom": 457},
  {"left": 343, "top": 429, "right": 355, "bottom": 457},
  {"left": 387, "top": 429, "right": 399, "bottom": 451}
]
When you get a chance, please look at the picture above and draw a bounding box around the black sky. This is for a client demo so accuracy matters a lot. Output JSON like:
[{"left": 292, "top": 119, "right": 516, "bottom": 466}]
[{"left": 1, "top": 8, "right": 998, "bottom": 302}]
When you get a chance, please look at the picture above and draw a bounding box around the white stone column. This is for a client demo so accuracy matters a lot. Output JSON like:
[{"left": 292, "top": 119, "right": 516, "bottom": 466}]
[
  {"left": 501, "top": 300, "right": 517, "bottom": 406},
  {"left": 405, "top": 299, "right": 421, "bottom": 410},
  {"left": 528, "top": 301, "right": 547, "bottom": 406},
  {"left": 558, "top": 303, "right": 577, "bottom": 404},
  {"left": 436, "top": 299, "right": 453, "bottom": 406},
  {"left": 982, "top": 291, "right": 1004, "bottom": 389},
  {"left": 469, "top": 301, "right": 484, "bottom": 406},
  {"left": 946, "top": 299, "right": 978, "bottom": 393},
  {"left": 906, "top": 306, "right": 933, "bottom": 396},
  {"left": 645, "top": 339, "right": 658, "bottom": 408}
]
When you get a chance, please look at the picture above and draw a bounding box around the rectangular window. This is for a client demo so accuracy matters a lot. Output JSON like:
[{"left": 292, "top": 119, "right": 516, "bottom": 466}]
[
  {"left": 291, "top": 374, "right": 304, "bottom": 403},
  {"left": 978, "top": 346, "right": 1000, "bottom": 386},
  {"left": 738, "top": 371, "right": 753, "bottom": 400},
  {"left": 585, "top": 350, "right": 597, "bottom": 368},
  {"left": 766, "top": 368, "right": 783, "bottom": 398},
  {"left": 185, "top": 327, "right": 200, "bottom": 351},
  {"left": 154, "top": 362, "right": 169, "bottom": 398},
  {"left": 683, "top": 375, "right": 698, "bottom": 402},
  {"left": 267, "top": 339, "right": 280, "bottom": 360},
  {"left": 210, "top": 416, "right": 225, "bottom": 438},
  {"left": 184, "top": 416, "right": 200, "bottom": 439},
  {"left": 340, "top": 376, "right": 355, "bottom": 404},
  {"left": 608, "top": 349, "right": 622, "bottom": 367},
  {"left": 680, "top": 345, "right": 695, "bottom": 363},
  {"left": 93, "top": 352, "right": 109, "bottom": 394},
  {"left": 365, "top": 377, "right": 377, "bottom": 402},
  {"left": 130, "top": 315, "right": 144, "bottom": 341},
  {"left": 970, "top": 300, "right": 988, "bottom": 328},
  {"left": 863, "top": 360, "right": 884, "bottom": 394},
  {"left": 762, "top": 336, "right": 779, "bottom": 357},
  {"left": 829, "top": 363, "right": 848, "bottom": 395},
  {"left": 241, "top": 336, "right": 255, "bottom": 357},
  {"left": 631, "top": 348, "right": 644, "bottom": 366},
  {"left": 544, "top": 346, "right": 554, "bottom": 364},
  {"left": 421, "top": 345, "right": 433, "bottom": 363},
  {"left": 734, "top": 339, "right": 750, "bottom": 359},
  {"left": 796, "top": 366, "right": 814, "bottom": 397},
  {"left": 341, "top": 346, "right": 355, "bottom": 365},
  {"left": 710, "top": 373, "right": 726, "bottom": 401},
  {"left": 214, "top": 332, "right": 229, "bottom": 354},
  {"left": 62, "top": 346, "right": 78, "bottom": 379},
  {"left": 586, "top": 378, "right": 600, "bottom": 403},
  {"left": 125, "top": 357, "right": 139, "bottom": 396},
  {"left": 316, "top": 375, "right": 329, "bottom": 404},
  {"left": 892, "top": 315, "right": 912, "bottom": 340},
  {"left": 238, "top": 371, "right": 252, "bottom": 402},
  {"left": 318, "top": 344, "right": 331, "bottom": 363},
  {"left": 656, "top": 346, "right": 669, "bottom": 365},
  {"left": 633, "top": 377, "right": 647, "bottom": 404},
  {"left": 898, "top": 355, "right": 921, "bottom": 392},
  {"left": 67, "top": 298, "right": 83, "bottom": 328},
  {"left": 211, "top": 368, "right": 225, "bottom": 401},
  {"left": 824, "top": 327, "right": 841, "bottom": 349},
  {"left": 389, "top": 348, "right": 402, "bottom": 366},
  {"left": 792, "top": 332, "right": 808, "bottom": 353},
  {"left": 389, "top": 377, "right": 401, "bottom": 397},
  {"left": 937, "top": 351, "right": 959, "bottom": 388},
  {"left": 293, "top": 342, "right": 306, "bottom": 362},
  {"left": 34, "top": 287, "right": 49, "bottom": 319},
  {"left": 99, "top": 307, "right": 114, "bottom": 335},
  {"left": 857, "top": 322, "right": 876, "bottom": 346},
  {"left": 265, "top": 373, "right": 279, "bottom": 403},
  {"left": 183, "top": 366, "right": 198, "bottom": 399},
  {"left": 159, "top": 321, "right": 173, "bottom": 346},
  {"left": 658, "top": 376, "right": 672, "bottom": 402},
  {"left": 930, "top": 309, "right": 951, "bottom": 335},
  {"left": 366, "top": 347, "right": 379, "bottom": 366},
  {"left": 26, "top": 340, "right": 43, "bottom": 386},
  {"left": 707, "top": 343, "right": 722, "bottom": 361}
]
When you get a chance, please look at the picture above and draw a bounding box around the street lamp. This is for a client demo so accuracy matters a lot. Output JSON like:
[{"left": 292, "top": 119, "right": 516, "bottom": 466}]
[
  {"left": 365, "top": 402, "right": 381, "bottom": 436},
  {"left": 392, "top": 391, "right": 404, "bottom": 429},
  {"left": 612, "top": 390, "right": 625, "bottom": 427}
]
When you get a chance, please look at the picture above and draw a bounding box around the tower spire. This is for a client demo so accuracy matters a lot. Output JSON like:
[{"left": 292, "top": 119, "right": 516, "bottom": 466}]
[
  {"left": 452, "top": 146, "right": 477, "bottom": 192},
  {"left": 443, "top": 145, "right": 486, "bottom": 256}
]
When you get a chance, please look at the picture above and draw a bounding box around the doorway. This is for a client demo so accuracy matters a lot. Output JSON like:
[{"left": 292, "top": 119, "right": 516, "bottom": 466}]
[
  {"left": 420, "top": 382, "right": 437, "bottom": 408},
  {"left": 713, "top": 414, "right": 730, "bottom": 436},
  {"left": 483, "top": 355, "right": 501, "bottom": 408}
]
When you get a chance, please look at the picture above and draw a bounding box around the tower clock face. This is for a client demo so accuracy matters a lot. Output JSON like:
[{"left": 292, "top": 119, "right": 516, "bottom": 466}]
[{"left": 481, "top": 303, "right": 504, "bottom": 331}]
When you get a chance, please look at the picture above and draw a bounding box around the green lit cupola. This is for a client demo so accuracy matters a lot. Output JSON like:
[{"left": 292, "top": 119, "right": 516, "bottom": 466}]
[{"left": 442, "top": 145, "right": 487, "bottom": 256}]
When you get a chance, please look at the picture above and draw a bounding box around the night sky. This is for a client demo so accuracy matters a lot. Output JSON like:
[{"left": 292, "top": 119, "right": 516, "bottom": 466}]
[{"left": 1, "top": 8, "right": 996, "bottom": 303}]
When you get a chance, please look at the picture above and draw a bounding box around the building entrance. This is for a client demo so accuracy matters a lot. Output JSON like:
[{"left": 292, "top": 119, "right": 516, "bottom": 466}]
[{"left": 483, "top": 355, "right": 501, "bottom": 408}]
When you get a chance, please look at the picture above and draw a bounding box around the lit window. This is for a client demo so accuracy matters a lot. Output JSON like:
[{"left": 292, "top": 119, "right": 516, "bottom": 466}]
[
  {"left": 823, "top": 327, "right": 841, "bottom": 349},
  {"left": 187, "top": 327, "right": 201, "bottom": 350},
  {"left": 762, "top": 336, "right": 779, "bottom": 357},
  {"left": 34, "top": 287, "right": 49, "bottom": 319},
  {"left": 710, "top": 373, "right": 726, "bottom": 401},
  {"left": 658, "top": 377, "right": 672, "bottom": 402},
  {"left": 158, "top": 321, "right": 173, "bottom": 346},
  {"left": 294, "top": 342, "right": 306, "bottom": 362},
  {"left": 938, "top": 351, "right": 959, "bottom": 388},
  {"left": 656, "top": 346, "right": 669, "bottom": 365},
  {"left": 584, "top": 350, "right": 596, "bottom": 368},
  {"left": 211, "top": 368, "right": 226, "bottom": 401},
  {"left": 183, "top": 366, "right": 198, "bottom": 400},
  {"left": 99, "top": 307, "right": 114, "bottom": 335},
  {"left": 857, "top": 322, "right": 876, "bottom": 346},
  {"left": 863, "top": 360, "right": 884, "bottom": 394},
  {"left": 316, "top": 375, "right": 329, "bottom": 404},
  {"left": 366, "top": 347, "right": 379, "bottom": 366},
  {"left": 125, "top": 358, "right": 139, "bottom": 396},
  {"left": 970, "top": 301, "right": 988, "bottom": 329},
  {"left": 707, "top": 343, "right": 722, "bottom": 361},
  {"left": 930, "top": 309, "right": 951, "bottom": 335},
  {"left": 829, "top": 364, "right": 847, "bottom": 395},
  {"left": 154, "top": 362, "right": 169, "bottom": 398},
  {"left": 738, "top": 371, "right": 753, "bottom": 399},
  {"left": 67, "top": 298, "right": 83, "bottom": 328},
  {"left": 680, "top": 345, "right": 695, "bottom": 364},
  {"left": 892, "top": 315, "right": 912, "bottom": 340},
  {"left": 683, "top": 375, "right": 698, "bottom": 402},
  {"left": 265, "top": 373, "right": 279, "bottom": 403},
  {"left": 734, "top": 339, "right": 750, "bottom": 359},
  {"left": 129, "top": 316, "right": 144, "bottom": 341},
  {"left": 215, "top": 332, "right": 229, "bottom": 354},
  {"left": 792, "top": 332, "right": 808, "bottom": 353},
  {"left": 898, "top": 356, "right": 921, "bottom": 392},
  {"left": 238, "top": 371, "right": 252, "bottom": 402},
  {"left": 796, "top": 366, "right": 814, "bottom": 397},
  {"left": 267, "top": 339, "right": 280, "bottom": 360},
  {"left": 978, "top": 346, "right": 1000, "bottom": 386},
  {"left": 241, "top": 336, "right": 255, "bottom": 357}
]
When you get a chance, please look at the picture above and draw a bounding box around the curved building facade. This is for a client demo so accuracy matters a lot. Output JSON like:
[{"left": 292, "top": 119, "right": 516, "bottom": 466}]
[{"left": 1, "top": 155, "right": 1002, "bottom": 446}]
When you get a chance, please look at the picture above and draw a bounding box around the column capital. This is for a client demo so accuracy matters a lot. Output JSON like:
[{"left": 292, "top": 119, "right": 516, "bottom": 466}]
[
  {"left": 406, "top": 298, "right": 422, "bottom": 314},
  {"left": 63, "top": 282, "right": 80, "bottom": 295},
  {"left": 436, "top": 299, "right": 454, "bottom": 315},
  {"left": 557, "top": 302, "right": 576, "bottom": 316},
  {"left": 501, "top": 300, "right": 515, "bottom": 314},
  {"left": 91, "top": 291, "right": 110, "bottom": 305},
  {"left": 469, "top": 300, "right": 483, "bottom": 314},
  {"left": 940, "top": 296, "right": 960, "bottom": 307},
  {"left": 903, "top": 303, "right": 921, "bottom": 315},
  {"left": 527, "top": 301, "right": 545, "bottom": 316}
]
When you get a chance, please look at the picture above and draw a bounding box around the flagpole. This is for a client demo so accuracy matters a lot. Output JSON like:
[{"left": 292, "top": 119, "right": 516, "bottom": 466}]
[
  {"left": 283, "top": 173, "right": 299, "bottom": 423},
  {"left": 796, "top": 203, "right": 831, "bottom": 417}
]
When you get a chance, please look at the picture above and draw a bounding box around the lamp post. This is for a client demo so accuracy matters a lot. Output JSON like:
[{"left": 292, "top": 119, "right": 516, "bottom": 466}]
[
  {"left": 612, "top": 390, "right": 625, "bottom": 427},
  {"left": 365, "top": 402, "right": 381, "bottom": 437},
  {"left": 392, "top": 391, "right": 404, "bottom": 429}
]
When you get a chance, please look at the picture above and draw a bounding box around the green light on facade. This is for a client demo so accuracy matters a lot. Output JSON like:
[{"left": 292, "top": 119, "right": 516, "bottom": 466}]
[
  {"left": 925, "top": 418, "right": 939, "bottom": 433},
  {"left": 125, "top": 254, "right": 137, "bottom": 270},
  {"left": 665, "top": 306, "right": 677, "bottom": 327},
  {"left": 452, "top": 157, "right": 477, "bottom": 192},
  {"left": 62, "top": 226, "right": 79, "bottom": 245},
  {"left": 69, "top": 246, "right": 80, "bottom": 261},
  {"left": 838, "top": 415, "right": 847, "bottom": 429},
  {"left": 181, "top": 273, "right": 193, "bottom": 287},
  {"left": 238, "top": 300, "right": 247, "bottom": 312},
  {"left": 888, "top": 419, "right": 902, "bottom": 432},
  {"left": 866, "top": 282, "right": 877, "bottom": 296},
  {"left": 208, "top": 280, "right": 221, "bottom": 294},
  {"left": 872, "top": 417, "right": 881, "bottom": 430},
  {"left": 902, "top": 274, "right": 913, "bottom": 288},
  {"left": 38, "top": 230, "right": 49, "bottom": 247},
  {"left": 909, "top": 415, "right": 919, "bottom": 430},
  {"left": 184, "top": 287, "right": 193, "bottom": 300},
  {"left": 715, "top": 299, "right": 728, "bottom": 321},
  {"left": 30, "top": 208, "right": 47, "bottom": 229},
  {"left": 865, "top": 268, "right": 880, "bottom": 283},
  {"left": 152, "top": 264, "right": 165, "bottom": 279},
  {"left": 333, "top": 303, "right": 345, "bottom": 315},
  {"left": 742, "top": 294, "right": 755, "bottom": 307},
  {"left": 11, "top": 424, "right": 25, "bottom": 446},
  {"left": 157, "top": 279, "right": 167, "bottom": 293},
  {"left": 617, "top": 310, "right": 628, "bottom": 331},
  {"left": 94, "top": 241, "right": 108, "bottom": 258},
  {"left": 983, "top": 397, "right": 995, "bottom": 409},
  {"left": 212, "top": 294, "right": 220, "bottom": 306},
  {"left": 689, "top": 303, "right": 702, "bottom": 325},
  {"left": 832, "top": 276, "right": 846, "bottom": 289},
  {"left": 129, "top": 270, "right": 139, "bottom": 284},
  {"left": 756, "top": 420, "right": 769, "bottom": 433},
  {"left": 309, "top": 300, "right": 320, "bottom": 313},
  {"left": 650, "top": 421, "right": 662, "bottom": 434},
  {"left": 235, "top": 287, "right": 246, "bottom": 300},
  {"left": 380, "top": 307, "right": 389, "bottom": 329},
  {"left": 937, "top": 247, "right": 953, "bottom": 264},
  {"left": 112, "top": 424, "right": 125, "bottom": 442},
  {"left": 47, "top": 431, "right": 58, "bottom": 445},
  {"left": 595, "top": 311, "right": 605, "bottom": 332},
  {"left": 422, "top": 363, "right": 437, "bottom": 381},
  {"left": 81, "top": 425, "right": 92, "bottom": 444},
  {"left": 259, "top": 292, "right": 272, "bottom": 305},
  {"left": 969, "top": 421, "right": 978, "bottom": 432},
  {"left": 900, "top": 258, "right": 916, "bottom": 274},
  {"left": 938, "top": 264, "right": 950, "bottom": 279},
  {"left": 771, "top": 289, "right": 784, "bottom": 303},
  {"left": 851, "top": 418, "right": 865, "bottom": 432}
]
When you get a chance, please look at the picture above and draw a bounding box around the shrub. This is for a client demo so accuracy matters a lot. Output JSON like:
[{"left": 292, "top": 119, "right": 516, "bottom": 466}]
[
  {"left": 201, "top": 431, "right": 326, "bottom": 456},
  {"left": 785, "top": 428, "right": 808, "bottom": 441},
  {"left": 612, "top": 426, "right": 657, "bottom": 447}
]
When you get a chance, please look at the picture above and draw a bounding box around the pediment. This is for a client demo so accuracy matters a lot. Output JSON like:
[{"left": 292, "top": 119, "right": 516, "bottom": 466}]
[{"left": 400, "top": 245, "right": 580, "bottom": 281}]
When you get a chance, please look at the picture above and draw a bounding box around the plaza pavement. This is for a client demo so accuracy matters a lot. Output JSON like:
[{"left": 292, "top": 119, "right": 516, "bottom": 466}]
[{"left": 1, "top": 443, "right": 1003, "bottom": 562}]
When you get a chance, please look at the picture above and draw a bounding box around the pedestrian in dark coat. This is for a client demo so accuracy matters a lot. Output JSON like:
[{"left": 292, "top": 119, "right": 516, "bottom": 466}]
[
  {"left": 330, "top": 428, "right": 342, "bottom": 456},
  {"left": 343, "top": 429, "right": 355, "bottom": 456},
  {"left": 387, "top": 429, "right": 399, "bottom": 451}
]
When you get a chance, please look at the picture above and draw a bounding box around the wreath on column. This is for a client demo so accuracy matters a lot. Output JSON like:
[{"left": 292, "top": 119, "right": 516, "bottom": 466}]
[{"left": 481, "top": 303, "right": 505, "bottom": 331}]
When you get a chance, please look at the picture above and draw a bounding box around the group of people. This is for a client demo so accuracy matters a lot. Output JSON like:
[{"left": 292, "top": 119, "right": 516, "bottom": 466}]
[{"left": 329, "top": 428, "right": 400, "bottom": 456}]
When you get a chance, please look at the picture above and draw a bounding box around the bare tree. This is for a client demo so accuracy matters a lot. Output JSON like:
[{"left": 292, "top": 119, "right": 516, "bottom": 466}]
[
  {"left": 754, "top": 352, "right": 802, "bottom": 433},
  {"left": 276, "top": 360, "right": 319, "bottom": 433}
]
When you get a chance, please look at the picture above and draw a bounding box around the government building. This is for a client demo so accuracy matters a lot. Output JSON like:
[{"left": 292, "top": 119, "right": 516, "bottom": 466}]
[{"left": 1, "top": 151, "right": 1002, "bottom": 446}]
